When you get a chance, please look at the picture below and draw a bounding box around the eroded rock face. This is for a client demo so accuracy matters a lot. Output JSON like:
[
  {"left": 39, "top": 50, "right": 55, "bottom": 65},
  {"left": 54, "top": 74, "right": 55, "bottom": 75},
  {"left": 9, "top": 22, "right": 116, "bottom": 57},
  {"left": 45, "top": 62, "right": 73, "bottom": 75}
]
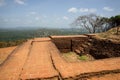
[
  {"left": 89, "top": 38, "right": 120, "bottom": 59},
  {"left": 51, "top": 35, "right": 120, "bottom": 60},
  {"left": 72, "top": 36, "right": 120, "bottom": 59}
]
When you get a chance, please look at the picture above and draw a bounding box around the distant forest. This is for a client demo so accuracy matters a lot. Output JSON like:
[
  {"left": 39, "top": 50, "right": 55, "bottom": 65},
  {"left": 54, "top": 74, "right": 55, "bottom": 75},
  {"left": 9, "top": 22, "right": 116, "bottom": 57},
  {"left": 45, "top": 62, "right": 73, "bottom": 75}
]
[
  {"left": 0, "top": 28, "right": 87, "bottom": 48},
  {"left": 0, "top": 14, "right": 119, "bottom": 48}
]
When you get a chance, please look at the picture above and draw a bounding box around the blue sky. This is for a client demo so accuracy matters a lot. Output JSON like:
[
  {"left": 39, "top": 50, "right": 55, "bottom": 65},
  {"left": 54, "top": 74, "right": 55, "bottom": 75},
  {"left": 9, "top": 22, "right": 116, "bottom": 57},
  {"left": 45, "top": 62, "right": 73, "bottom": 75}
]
[{"left": 0, "top": 0, "right": 120, "bottom": 28}]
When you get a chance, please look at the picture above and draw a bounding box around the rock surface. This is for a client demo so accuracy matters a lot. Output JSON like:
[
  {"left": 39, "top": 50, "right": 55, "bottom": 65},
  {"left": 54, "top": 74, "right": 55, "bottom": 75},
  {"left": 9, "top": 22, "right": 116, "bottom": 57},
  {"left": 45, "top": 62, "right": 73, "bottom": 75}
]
[{"left": 0, "top": 35, "right": 120, "bottom": 80}]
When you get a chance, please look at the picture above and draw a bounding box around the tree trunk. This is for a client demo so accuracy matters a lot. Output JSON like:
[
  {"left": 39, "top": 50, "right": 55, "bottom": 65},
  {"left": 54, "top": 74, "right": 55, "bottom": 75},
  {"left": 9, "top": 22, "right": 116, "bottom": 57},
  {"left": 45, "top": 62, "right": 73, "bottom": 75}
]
[{"left": 93, "top": 26, "right": 96, "bottom": 33}]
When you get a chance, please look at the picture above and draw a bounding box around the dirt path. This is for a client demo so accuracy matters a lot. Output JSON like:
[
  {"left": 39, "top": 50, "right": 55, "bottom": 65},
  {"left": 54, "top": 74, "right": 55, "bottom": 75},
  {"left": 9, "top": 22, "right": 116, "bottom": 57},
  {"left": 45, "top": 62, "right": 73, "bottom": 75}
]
[
  {"left": 0, "top": 40, "right": 32, "bottom": 80},
  {"left": 20, "top": 40, "right": 59, "bottom": 79},
  {"left": 0, "top": 46, "right": 16, "bottom": 64}
]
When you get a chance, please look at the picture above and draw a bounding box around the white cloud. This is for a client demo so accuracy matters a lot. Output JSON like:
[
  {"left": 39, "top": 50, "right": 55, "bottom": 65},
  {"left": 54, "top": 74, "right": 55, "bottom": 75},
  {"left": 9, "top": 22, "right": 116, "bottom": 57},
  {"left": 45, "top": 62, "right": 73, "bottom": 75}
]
[
  {"left": 0, "top": 0, "right": 5, "bottom": 6},
  {"left": 103, "top": 7, "right": 113, "bottom": 11},
  {"left": 80, "top": 8, "right": 97, "bottom": 13},
  {"left": 80, "top": 8, "right": 88, "bottom": 12},
  {"left": 89, "top": 8, "right": 97, "bottom": 13},
  {"left": 68, "top": 7, "right": 78, "bottom": 13},
  {"left": 30, "top": 12, "right": 37, "bottom": 15},
  {"left": 15, "top": 0, "right": 25, "bottom": 5},
  {"left": 63, "top": 16, "right": 69, "bottom": 20},
  {"left": 68, "top": 7, "right": 97, "bottom": 13}
]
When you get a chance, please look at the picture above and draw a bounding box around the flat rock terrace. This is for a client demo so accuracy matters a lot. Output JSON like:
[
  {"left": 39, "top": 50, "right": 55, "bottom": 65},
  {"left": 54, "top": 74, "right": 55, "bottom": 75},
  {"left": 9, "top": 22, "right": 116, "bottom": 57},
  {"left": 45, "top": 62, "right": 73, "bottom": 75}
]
[{"left": 0, "top": 35, "right": 120, "bottom": 80}]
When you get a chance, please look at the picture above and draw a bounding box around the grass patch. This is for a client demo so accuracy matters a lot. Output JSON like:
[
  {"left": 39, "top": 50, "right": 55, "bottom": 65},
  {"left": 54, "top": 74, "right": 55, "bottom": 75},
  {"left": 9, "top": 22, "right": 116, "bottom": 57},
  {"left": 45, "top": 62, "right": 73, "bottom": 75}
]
[
  {"left": 78, "top": 55, "right": 88, "bottom": 61},
  {"left": 62, "top": 51, "right": 81, "bottom": 62},
  {"left": 62, "top": 52, "right": 93, "bottom": 62}
]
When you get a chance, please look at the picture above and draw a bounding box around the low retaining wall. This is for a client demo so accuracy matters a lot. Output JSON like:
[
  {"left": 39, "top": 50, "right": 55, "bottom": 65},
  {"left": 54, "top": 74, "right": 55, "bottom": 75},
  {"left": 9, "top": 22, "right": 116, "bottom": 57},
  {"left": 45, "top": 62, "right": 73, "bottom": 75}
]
[
  {"left": 50, "top": 35, "right": 88, "bottom": 52},
  {"left": 50, "top": 35, "right": 120, "bottom": 59}
]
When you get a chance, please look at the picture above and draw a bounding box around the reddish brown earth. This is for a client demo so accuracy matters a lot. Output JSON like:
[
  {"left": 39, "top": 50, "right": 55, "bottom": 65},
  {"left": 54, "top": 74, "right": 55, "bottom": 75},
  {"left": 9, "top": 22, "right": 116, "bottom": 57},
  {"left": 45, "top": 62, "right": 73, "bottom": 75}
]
[
  {"left": 49, "top": 40, "right": 120, "bottom": 79},
  {"left": 0, "top": 40, "right": 32, "bottom": 80},
  {"left": 0, "top": 36, "right": 120, "bottom": 80},
  {"left": 20, "top": 40, "right": 59, "bottom": 79},
  {"left": 0, "top": 46, "right": 16, "bottom": 64}
]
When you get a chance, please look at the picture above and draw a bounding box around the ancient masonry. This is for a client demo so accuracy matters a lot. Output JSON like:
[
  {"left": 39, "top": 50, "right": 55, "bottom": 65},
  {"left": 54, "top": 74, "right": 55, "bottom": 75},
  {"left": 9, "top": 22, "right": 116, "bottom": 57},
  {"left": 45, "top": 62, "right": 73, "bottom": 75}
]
[{"left": 0, "top": 35, "right": 120, "bottom": 80}]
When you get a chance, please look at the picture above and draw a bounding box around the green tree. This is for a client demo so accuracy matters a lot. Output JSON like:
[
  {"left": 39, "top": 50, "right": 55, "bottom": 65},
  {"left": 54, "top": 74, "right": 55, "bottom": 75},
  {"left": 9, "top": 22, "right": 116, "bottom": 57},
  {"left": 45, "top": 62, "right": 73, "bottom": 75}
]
[{"left": 110, "top": 15, "right": 120, "bottom": 34}]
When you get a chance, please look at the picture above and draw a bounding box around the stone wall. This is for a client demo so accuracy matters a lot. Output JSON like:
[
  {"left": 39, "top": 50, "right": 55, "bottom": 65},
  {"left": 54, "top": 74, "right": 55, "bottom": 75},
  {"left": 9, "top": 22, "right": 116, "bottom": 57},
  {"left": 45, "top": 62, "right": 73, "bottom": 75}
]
[
  {"left": 50, "top": 35, "right": 120, "bottom": 59},
  {"left": 50, "top": 35, "right": 88, "bottom": 53}
]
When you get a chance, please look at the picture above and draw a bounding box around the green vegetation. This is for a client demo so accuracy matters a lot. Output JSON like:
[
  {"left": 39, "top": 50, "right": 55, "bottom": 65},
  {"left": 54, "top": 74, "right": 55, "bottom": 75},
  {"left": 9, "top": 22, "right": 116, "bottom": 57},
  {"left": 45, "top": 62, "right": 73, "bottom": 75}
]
[
  {"left": 0, "top": 39, "right": 27, "bottom": 48},
  {"left": 62, "top": 52, "right": 75, "bottom": 57},
  {"left": 62, "top": 52, "right": 90, "bottom": 62},
  {"left": 78, "top": 55, "right": 88, "bottom": 61},
  {"left": 110, "top": 15, "right": 120, "bottom": 35},
  {"left": 62, "top": 51, "right": 81, "bottom": 62},
  {"left": 72, "top": 14, "right": 120, "bottom": 34},
  {"left": 0, "top": 28, "right": 87, "bottom": 48},
  {"left": 0, "top": 14, "right": 119, "bottom": 48}
]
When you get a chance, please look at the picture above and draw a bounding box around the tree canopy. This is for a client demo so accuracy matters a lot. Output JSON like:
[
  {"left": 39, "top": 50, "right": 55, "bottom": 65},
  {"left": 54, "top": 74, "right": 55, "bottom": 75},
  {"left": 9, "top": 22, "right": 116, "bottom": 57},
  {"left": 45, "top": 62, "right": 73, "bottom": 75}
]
[
  {"left": 71, "top": 14, "right": 109, "bottom": 33},
  {"left": 110, "top": 15, "right": 120, "bottom": 34},
  {"left": 71, "top": 14, "right": 120, "bottom": 34}
]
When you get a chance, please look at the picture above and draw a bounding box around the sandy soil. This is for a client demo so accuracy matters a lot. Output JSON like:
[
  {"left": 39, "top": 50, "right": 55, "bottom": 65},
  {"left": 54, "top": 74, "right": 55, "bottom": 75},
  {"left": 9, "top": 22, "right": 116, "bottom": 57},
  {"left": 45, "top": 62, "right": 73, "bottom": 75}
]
[{"left": 0, "top": 46, "right": 16, "bottom": 64}]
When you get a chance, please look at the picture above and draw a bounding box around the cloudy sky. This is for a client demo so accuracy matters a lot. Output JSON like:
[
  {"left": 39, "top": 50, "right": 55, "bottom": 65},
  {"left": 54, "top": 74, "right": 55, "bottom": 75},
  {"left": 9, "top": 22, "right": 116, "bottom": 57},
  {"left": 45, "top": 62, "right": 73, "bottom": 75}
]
[{"left": 0, "top": 0, "right": 120, "bottom": 28}]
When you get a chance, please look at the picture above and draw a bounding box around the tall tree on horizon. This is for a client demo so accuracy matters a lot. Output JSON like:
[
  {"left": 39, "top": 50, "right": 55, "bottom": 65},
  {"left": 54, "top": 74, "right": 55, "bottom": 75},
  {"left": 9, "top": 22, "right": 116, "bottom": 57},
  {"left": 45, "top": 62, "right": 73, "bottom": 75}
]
[{"left": 71, "top": 14, "right": 109, "bottom": 33}]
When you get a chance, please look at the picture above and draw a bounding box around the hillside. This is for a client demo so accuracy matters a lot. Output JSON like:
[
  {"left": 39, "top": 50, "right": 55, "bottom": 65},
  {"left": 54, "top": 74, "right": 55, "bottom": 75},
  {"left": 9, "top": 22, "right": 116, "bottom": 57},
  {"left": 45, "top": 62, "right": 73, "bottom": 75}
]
[
  {"left": 0, "top": 27, "right": 120, "bottom": 79},
  {"left": 96, "top": 26, "right": 120, "bottom": 42}
]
